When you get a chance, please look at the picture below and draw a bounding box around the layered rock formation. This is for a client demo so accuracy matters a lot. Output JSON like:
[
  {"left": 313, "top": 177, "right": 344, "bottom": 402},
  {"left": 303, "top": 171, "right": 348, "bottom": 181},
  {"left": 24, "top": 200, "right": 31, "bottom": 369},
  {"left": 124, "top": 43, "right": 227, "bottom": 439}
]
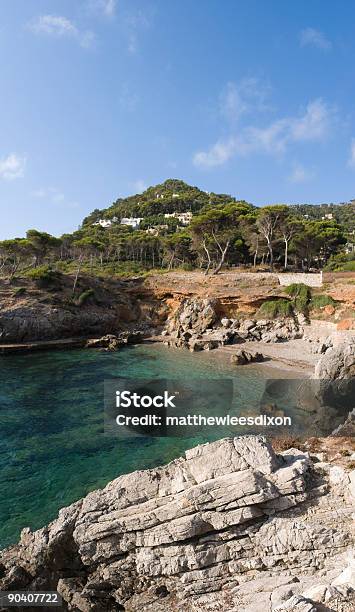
[
  {"left": 314, "top": 340, "right": 355, "bottom": 436},
  {"left": 1, "top": 436, "right": 354, "bottom": 611},
  {"left": 165, "top": 298, "right": 303, "bottom": 351}
]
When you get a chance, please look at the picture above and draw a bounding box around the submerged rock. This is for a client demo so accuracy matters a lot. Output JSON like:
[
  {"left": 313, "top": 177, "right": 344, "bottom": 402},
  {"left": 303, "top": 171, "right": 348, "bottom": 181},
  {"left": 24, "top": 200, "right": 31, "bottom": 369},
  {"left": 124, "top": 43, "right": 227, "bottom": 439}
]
[{"left": 0, "top": 435, "right": 353, "bottom": 611}]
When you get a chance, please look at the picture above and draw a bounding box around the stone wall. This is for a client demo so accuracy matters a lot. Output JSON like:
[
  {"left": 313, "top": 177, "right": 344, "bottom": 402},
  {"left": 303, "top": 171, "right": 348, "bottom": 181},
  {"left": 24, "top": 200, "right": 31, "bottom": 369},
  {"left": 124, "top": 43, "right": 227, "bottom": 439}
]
[{"left": 278, "top": 272, "right": 323, "bottom": 287}]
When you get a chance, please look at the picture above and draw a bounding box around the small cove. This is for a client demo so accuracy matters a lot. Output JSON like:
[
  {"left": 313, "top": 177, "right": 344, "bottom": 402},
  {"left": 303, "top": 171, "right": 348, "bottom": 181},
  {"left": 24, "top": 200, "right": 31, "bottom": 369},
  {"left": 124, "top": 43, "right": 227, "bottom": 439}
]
[{"left": 0, "top": 343, "right": 306, "bottom": 548}]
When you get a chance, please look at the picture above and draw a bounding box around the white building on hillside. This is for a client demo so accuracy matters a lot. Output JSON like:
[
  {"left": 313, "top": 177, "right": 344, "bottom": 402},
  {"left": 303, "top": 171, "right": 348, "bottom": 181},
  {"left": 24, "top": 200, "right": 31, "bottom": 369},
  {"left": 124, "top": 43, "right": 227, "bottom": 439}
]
[
  {"left": 120, "top": 217, "right": 143, "bottom": 229},
  {"left": 163, "top": 211, "right": 192, "bottom": 225},
  {"left": 93, "top": 219, "right": 113, "bottom": 228},
  {"left": 177, "top": 211, "right": 192, "bottom": 224}
]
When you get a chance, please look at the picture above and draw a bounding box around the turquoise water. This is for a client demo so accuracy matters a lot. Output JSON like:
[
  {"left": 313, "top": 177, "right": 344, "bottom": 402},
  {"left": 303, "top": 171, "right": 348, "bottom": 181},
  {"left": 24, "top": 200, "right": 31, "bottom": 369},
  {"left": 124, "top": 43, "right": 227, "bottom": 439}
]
[{"left": 0, "top": 344, "right": 302, "bottom": 549}]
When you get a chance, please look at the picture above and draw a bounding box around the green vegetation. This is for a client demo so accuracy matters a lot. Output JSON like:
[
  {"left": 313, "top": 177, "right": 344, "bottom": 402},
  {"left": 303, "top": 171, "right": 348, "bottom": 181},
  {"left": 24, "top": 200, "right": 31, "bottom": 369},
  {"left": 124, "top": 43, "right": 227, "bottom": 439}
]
[
  {"left": 291, "top": 201, "right": 355, "bottom": 233},
  {"left": 77, "top": 288, "right": 95, "bottom": 306},
  {"left": 310, "top": 294, "right": 337, "bottom": 310},
  {"left": 324, "top": 252, "right": 355, "bottom": 272},
  {"left": 12, "top": 287, "right": 26, "bottom": 297},
  {"left": 258, "top": 298, "right": 293, "bottom": 318},
  {"left": 26, "top": 266, "right": 62, "bottom": 288},
  {"left": 0, "top": 179, "right": 352, "bottom": 281},
  {"left": 283, "top": 283, "right": 338, "bottom": 313},
  {"left": 284, "top": 283, "right": 311, "bottom": 313}
]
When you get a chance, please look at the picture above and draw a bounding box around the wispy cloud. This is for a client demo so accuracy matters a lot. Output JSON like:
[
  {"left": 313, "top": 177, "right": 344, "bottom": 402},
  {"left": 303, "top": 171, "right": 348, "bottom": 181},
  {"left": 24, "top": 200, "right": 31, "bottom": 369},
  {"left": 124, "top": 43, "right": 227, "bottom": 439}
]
[
  {"left": 193, "top": 98, "right": 333, "bottom": 168},
  {"left": 347, "top": 139, "right": 355, "bottom": 169},
  {"left": 27, "top": 15, "right": 95, "bottom": 48},
  {"left": 132, "top": 179, "right": 147, "bottom": 193},
  {"left": 288, "top": 163, "right": 315, "bottom": 183},
  {"left": 31, "top": 187, "right": 74, "bottom": 205},
  {"left": 0, "top": 153, "right": 26, "bottom": 180},
  {"left": 220, "top": 78, "right": 271, "bottom": 122},
  {"left": 193, "top": 139, "right": 237, "bottom": 168},
  {"left": 125, "top": 9, "right": 152, "bottom": 54},
  {"left": 119, "top": 84, "right": 139, "bottom": 112},
  {"left": 88, "top": 0, "right": 117, "bottom": 18},
  {"left": 300, "top": 27, "right": 332, "bottom": 50}
]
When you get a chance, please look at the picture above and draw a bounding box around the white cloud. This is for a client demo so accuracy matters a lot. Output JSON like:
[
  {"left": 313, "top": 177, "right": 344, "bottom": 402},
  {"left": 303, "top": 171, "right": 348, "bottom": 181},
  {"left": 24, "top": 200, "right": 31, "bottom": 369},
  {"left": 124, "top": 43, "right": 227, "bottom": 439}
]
[
  {"left": 289, "top": 99, "right": 331, "bottom": 141},
  {"left": 31, "top": 187, "right": 66, "bottom": 203},
  {"left": 347, "top": 139, "right": 355, "bottom": 169},
  {"left": 125, "top": 9, "right": 152, "bottom": 54},
  {"left": 88, "top": 0, "right": 117, "bottom": 18},
  {"left": 193, "top": 98, "right": 333, "bottom": 168},
  {"left": 132, "top": 179, "right": 147, "bottom": 193},
  {"left": 193, "top": 139, "right": 237, "bottom": 168},
  {"left": 28, "top": 15, "right": 95, "bottom": 48},
  {"left": 118, "top": 85, "right": 138, "bottom": 111},
  {"left": 300, "top": 28, "right": 332, "bottom": 50},
  {"left": 288, "top": 163, "right": 315, "bottom": 183},
  {"left": 103, "top": 0, "right": 116, "bottom": 17},
  {"left": 29, "top": 15, "right": 77, "bottom": 37},
  {"left": 128, "top": 33, "right": 138, "bottom": 54},
  {"left": 0, "top": 153, "right": 26, "bottom": 180},
  {"left": 220, "top": 78, "right": 271, "bottom": 122}
]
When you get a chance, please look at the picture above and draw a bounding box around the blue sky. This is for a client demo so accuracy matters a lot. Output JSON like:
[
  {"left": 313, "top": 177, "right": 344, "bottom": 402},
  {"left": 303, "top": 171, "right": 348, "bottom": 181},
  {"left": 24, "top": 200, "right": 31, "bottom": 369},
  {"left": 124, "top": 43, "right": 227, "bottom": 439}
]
[{"left": 1, "top": 0, "right": 355, "bottom": 239}]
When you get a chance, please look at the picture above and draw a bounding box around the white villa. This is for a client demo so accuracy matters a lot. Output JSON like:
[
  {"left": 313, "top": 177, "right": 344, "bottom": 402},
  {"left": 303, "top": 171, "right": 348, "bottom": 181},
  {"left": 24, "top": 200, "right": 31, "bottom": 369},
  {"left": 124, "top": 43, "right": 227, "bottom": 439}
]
[
  {"left": 93, "top": 217, "right": 117, "bottom": 228},
  {"left": 120, "top": 217, "right": 143, "bottom": 229},
  {"left": 345, "top": 242, "right": 355, "bottom": 254},
  {"left": 146, "top": 224, "right": 168, "bottom": 236},
  {"left": 164, "top": 211, "right": 192, "bottom": 225}
]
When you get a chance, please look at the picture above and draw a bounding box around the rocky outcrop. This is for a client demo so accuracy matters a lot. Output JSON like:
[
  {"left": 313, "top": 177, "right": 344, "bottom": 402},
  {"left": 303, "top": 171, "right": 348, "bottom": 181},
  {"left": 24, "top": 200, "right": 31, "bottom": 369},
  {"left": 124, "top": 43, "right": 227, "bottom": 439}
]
[
  {"left": 314, "top": 341, "right": 355, "bottom": 419},
  {"left": 1, "top": 436, "right": 354, "bottom": 611},
  {"left": 315, "top": 340, "right": 355, "bottom": 380},
  {"left": 86, "top": 332, "right": 144, "bottom": 351},
  {"left": 165, "top": 299, "right": 303, "bottom": 351},
  {"left": 0, "top": 277, "right": 150, "bottom": 344},
  {"left": 230, "top": 349, "right": 264, "bottom": 365},
  {"left": 166, "top": 298, "right": 219, "bottom": 339},
  {"left": 0, "top": 306, "right": 121, "bottom": 343}
]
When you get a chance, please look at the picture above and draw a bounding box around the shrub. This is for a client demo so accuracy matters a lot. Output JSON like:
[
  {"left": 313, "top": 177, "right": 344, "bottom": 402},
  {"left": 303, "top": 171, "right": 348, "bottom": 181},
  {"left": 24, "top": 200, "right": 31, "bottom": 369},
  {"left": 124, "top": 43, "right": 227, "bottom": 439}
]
[
  {"left": 284, "top": 283, "right": 311, "bottom": 313},
  {"left": 77, "top": 288, "right": 95, "bottom": 306},
  {"left": 12, "top": 287, "right": 26, "bottom": 297},
  {"left": 325, "top": 252, "right": 355, "bottom": 272},
  {"left": 310, "top": 294, "right": 337, "bottom": 310},
  {"left": 338, "top": 260, "right": 355, "bottom": 272},
  {"left": 26, "top": 266, "right": 62, "bottom": 288},
  {"left": 258, "top": 298, "right": 293, "bottom": 318},
  {"left": 180, "top": 263, "right": 194, "bottom": 271}
]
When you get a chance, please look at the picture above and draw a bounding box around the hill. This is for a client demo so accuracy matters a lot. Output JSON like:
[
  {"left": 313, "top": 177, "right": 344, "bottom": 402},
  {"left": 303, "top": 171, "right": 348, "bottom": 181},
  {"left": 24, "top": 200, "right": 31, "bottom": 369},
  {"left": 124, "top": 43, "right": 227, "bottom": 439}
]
[
  {"left": 82, "top": 179, "right": 241, "bottom": 226},
  {"left": 82, "top": 179, "right": 355, "bottom": 236}
]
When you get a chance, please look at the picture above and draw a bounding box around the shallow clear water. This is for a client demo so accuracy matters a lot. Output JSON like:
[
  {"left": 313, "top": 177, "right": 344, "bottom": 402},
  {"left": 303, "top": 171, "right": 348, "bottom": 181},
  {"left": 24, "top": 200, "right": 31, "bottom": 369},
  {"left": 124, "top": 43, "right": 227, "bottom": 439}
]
[{"left": 0, "top": 344, "right": 303, "bottom": 548}]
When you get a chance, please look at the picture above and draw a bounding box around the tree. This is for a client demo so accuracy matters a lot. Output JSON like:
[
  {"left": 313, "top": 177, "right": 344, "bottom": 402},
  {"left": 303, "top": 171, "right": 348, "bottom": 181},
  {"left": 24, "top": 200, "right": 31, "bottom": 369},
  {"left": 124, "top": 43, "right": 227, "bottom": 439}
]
[
  {"left": 294, "top": 220, "right": 346, "bottom": 270},
  {"left": 0, "top": 238, "right": 32, "bottom": 279},
  {"left": 276, "top": 207, "right": 302, "bottom": 270},
  {"left": 26, "top": 230, "right": 61, "bottom": 266},
  {"left": 256, "top": 205, "right": 285, "bottom": 271},
  {"left": 191, "top": 203, "right": 251, "bottom": 274},
  {"left": 163, "top": 233, "right": 193, "bottom": 270},
  {"left": 241, "top": 213, "right": 267, "bottom": 268}
]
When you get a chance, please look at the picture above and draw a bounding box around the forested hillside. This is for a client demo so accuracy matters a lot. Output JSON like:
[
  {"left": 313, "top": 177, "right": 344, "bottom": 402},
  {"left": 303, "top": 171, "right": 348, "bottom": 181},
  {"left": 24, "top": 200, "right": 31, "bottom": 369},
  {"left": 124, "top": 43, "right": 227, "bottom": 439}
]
[{"left": 0, "top": 179, "right": 354, "bottom": 283}]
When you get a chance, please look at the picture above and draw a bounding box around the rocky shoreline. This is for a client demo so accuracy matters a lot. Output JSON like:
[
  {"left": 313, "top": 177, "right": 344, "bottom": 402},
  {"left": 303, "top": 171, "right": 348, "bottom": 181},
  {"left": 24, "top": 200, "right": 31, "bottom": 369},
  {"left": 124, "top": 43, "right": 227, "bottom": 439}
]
[
  {"left": 0, "top": 279, "right": 354, "bottom": 610},
  {"left": 0, "top": 435, "right": 354, "bottom": 611}
]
